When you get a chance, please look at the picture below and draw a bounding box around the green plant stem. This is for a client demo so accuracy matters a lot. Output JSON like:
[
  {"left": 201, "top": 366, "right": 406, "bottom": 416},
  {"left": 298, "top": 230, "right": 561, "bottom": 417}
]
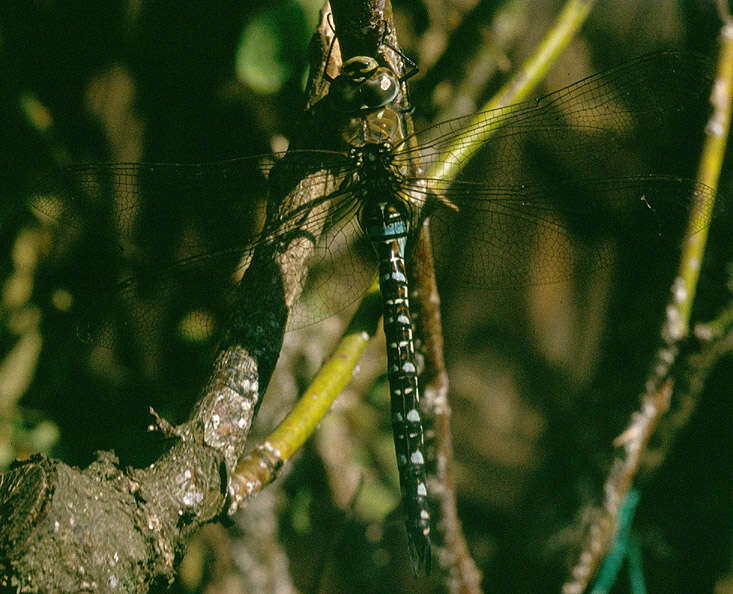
[
  {"left": 563, "top": 18, "right": 733, "bottom": 594},
  {"left": 231, "top": 279, "right": 381, "bottom": 501},
  {"left": 429, "top": 0, "right": 597, "bottom": 184},
  {"left": 671, "top": 24, "right": 733, "bottom": 338}
]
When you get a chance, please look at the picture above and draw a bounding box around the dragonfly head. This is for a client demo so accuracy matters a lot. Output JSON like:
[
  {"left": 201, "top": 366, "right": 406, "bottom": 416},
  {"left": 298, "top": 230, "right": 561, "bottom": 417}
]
[{"left": 329, "top": 56, "right": 401, "bottom": 113}]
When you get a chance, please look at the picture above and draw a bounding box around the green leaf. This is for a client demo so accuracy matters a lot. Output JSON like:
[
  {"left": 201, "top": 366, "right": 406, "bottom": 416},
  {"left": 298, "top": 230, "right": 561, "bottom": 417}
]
[{"left": 236, "top": 0, "right": 319, "bottom": 94}]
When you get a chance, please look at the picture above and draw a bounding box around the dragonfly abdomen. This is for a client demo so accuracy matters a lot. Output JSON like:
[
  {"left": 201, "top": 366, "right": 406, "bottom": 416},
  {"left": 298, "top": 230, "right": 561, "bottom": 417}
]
[{"left": 363, "top": 200, "right": 431, "bottom": 575}]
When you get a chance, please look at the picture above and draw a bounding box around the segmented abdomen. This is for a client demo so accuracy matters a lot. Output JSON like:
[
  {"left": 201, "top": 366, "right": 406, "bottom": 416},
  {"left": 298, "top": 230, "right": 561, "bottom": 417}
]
[{"left": 373, "top": 230, "right": 431, "bottom": 575}]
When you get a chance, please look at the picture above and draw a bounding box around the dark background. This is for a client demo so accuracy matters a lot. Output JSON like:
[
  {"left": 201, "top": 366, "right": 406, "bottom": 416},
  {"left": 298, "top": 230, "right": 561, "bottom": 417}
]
[{"left": 1, "top": 0, "right": 732, "bottom": 592}]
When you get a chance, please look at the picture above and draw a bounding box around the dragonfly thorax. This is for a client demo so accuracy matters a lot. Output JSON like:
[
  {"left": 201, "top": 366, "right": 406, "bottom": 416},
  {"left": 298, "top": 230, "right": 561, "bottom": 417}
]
[
  {"left": 341, "top": 107, "right": 405, "bottom": 147},
  {"left": 349, "top": 141, "right": 395, "bottom": 170},
  {"left": 353, "top": 142, "right": 411, "bottom": 239},
  {"left": 351, "top": 141, "right": 404, "bottom": 196}
]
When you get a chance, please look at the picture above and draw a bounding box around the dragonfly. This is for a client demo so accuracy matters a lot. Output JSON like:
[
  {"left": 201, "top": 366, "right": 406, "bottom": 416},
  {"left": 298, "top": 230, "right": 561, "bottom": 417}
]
[{"left": 29, "top": 50, "right": 717, "bottom": 575}]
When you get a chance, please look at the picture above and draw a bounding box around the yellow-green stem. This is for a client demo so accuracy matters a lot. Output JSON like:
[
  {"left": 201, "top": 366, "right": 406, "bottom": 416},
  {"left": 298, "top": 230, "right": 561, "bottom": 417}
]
[
  {"left": 674, "top": 25, "right": 733, "bottom": 337},
  {"left": 232, "top": 278, "right": 381, "bottom": 498},
  {"left": 429, "top": 0, "right": 596, "bottom": 184}
]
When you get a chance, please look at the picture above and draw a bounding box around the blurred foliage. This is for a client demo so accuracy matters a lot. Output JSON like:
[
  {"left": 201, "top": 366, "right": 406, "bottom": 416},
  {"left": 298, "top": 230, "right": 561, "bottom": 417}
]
[
  {"left": 1, "top": 1, "right": 733, "bottom": 593},
  {"left": 236, "top": 0, "right": 322, "bottom": 93}
]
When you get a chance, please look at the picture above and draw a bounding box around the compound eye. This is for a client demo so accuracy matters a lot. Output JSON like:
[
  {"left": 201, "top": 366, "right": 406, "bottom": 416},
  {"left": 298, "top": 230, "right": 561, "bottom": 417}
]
[
  {"left": 359, "top": 69, "right": 399, "bottom": 109},
  {"left": 329, "top": 59, "right": 400, "bottom": 112}
]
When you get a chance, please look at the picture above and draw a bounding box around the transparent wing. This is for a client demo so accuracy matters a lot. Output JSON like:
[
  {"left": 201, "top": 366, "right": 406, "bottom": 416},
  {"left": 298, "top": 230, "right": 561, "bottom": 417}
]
[
  {"left": 29, "top": 150, "right": 366, "bottom": 344},
  {"left": 289, "top": 193, "right": 377, "bottom": 330},
  {"left": 29, "top": 51, "right": 720, "bottom": 348},
  {"left": 30, "top": 151, "right": 355, "bottom": 259},
  {"left": 392, "top": 51, "right": 717, "bottom": 289},
  {"left": 398, "top": 51, "right": 712, "bottom": 184},
  {"left": 402, "top": 176, "right": 715, "bottom": 291}
]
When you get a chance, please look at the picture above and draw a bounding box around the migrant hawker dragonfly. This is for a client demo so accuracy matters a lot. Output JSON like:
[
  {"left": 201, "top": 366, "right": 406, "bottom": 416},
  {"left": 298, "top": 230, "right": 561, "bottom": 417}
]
[{"left": 30, "top": 50, "right": 716, "bottom": 574}]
